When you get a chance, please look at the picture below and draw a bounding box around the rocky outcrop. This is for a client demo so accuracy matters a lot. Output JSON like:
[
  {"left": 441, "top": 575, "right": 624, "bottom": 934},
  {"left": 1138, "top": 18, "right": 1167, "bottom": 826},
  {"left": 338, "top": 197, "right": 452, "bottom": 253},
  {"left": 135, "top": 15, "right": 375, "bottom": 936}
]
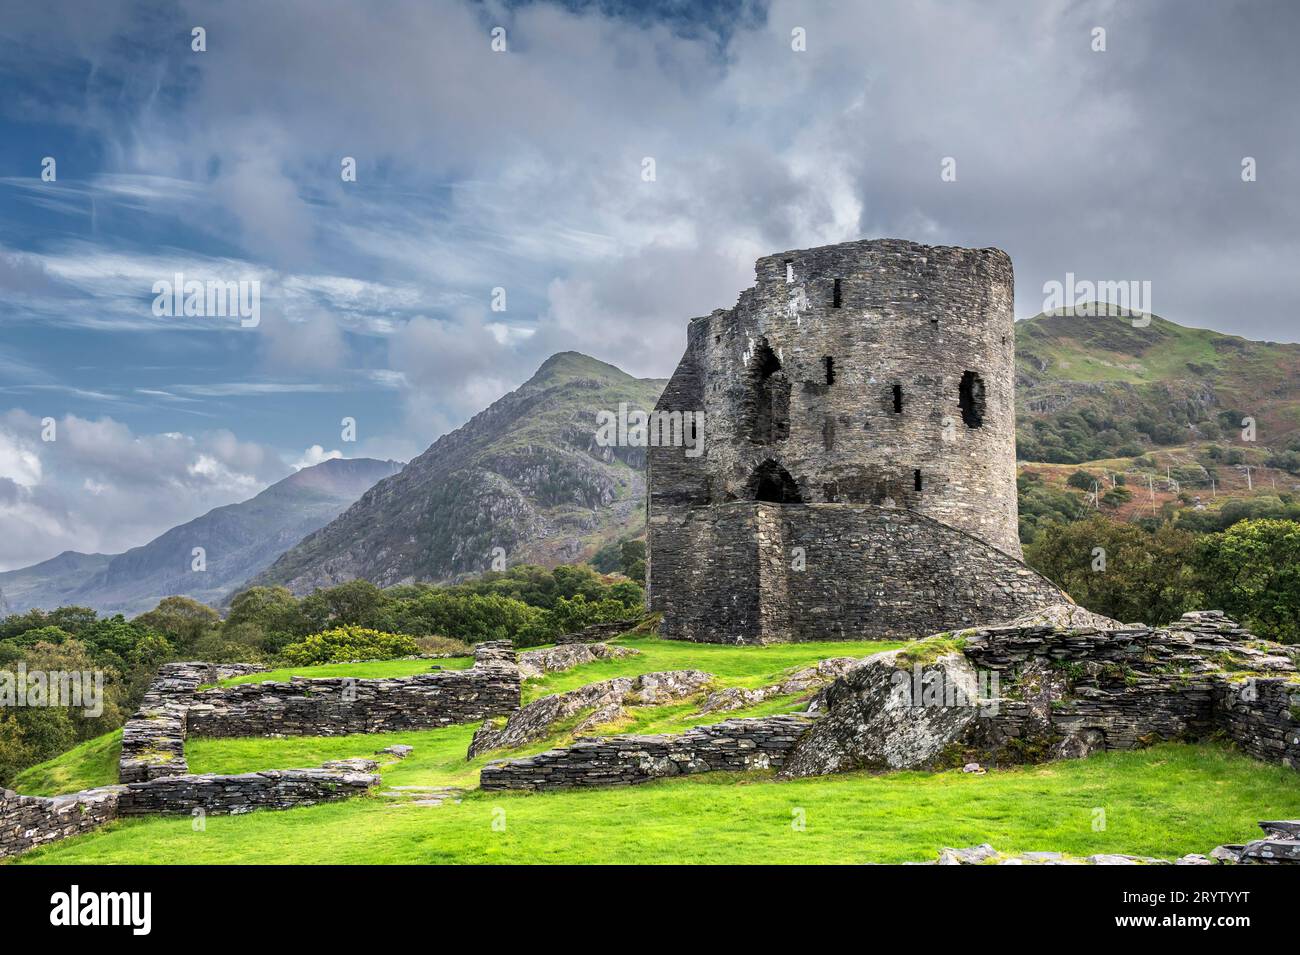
[
  {"left": 468, "top": 669, "right": 712, "bottom": 757},
  {"left": 779, "top": 650, "right": 983, "bottom": 777},
  {"left": 479, "top": 714, "right": 815, "bottom": 791},
  {"left": 772, "top": 611, "right": 1298, "bottom": 777},
  {"left": 516, "top": 641, "right": 640, "bottom": 679}
]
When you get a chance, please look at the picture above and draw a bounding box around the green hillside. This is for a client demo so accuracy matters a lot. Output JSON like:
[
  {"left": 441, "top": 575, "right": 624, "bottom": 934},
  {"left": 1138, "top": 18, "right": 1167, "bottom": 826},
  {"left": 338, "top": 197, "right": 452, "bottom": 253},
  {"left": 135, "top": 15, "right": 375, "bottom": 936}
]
[{"left": 1016, "top": 311, "right": 1300, "bottom": 463}]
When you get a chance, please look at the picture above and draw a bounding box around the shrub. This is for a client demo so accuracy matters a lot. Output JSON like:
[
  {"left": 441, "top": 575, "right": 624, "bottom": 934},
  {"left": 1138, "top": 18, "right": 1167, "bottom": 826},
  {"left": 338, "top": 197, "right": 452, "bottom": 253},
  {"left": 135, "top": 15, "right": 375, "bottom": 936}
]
[
  {"left": 279, "top": 627, "right": 420, "bottom": 665},
  {"left": 415, "top": 635, "right": 474, "bottom": 656}
]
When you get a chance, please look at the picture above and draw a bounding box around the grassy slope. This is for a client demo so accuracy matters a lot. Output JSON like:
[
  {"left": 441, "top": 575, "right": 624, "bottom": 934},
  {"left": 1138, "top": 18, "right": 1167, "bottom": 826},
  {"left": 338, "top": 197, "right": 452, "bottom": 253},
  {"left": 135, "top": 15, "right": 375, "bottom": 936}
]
[
  {"left": 14, "top": 730, "right": 123, "bottom": 797},
  {"left": 15, "top": 743, "right": 1299, "bottom": 865}
]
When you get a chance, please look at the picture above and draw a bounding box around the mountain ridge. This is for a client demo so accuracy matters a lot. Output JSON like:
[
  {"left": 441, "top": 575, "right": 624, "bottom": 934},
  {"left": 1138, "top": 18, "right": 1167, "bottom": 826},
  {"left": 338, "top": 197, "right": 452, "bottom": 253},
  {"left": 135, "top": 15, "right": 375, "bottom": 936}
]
[{"left": 0, "top": 456, "right": 402, "bottom": 616}]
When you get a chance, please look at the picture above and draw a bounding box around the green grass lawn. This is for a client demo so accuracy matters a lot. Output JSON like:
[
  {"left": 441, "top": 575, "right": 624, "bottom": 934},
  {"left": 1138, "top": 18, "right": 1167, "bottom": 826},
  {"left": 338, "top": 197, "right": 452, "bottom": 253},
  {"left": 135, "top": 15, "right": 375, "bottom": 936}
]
[{"left": 13, "top": 743, "right": 1298, "bottom": 864}]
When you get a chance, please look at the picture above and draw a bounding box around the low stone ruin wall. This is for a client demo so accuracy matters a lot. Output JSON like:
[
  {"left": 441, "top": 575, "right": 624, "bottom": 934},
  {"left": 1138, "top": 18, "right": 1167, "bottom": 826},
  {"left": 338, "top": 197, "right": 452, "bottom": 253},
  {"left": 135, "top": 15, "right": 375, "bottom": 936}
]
[
  {"left": 555, "top": 619, "right": 641, "bottom": 645},
  {"left": 186, "top": 667, "right": 520, "bottom": 737},
  {"left": 0, "top": 785, "right": 122, "bottom": 860},
  {"left": 119, "top": 642, "right": 519, "bottom": 782},
  {"left": 479, "top": 714, "right": 815, "bottom": 791},
  {"left": 1214, "top": 678, "right": 1300, "bottom": 768},
  {"left": 119, "top": 661, "right": 267, "bottom": 783},
  {"left": 1, "top": 762, "right": 379, "bottom": 859},
  {"left": 117, "top": 766, "right": 379, "bottom": 816}
]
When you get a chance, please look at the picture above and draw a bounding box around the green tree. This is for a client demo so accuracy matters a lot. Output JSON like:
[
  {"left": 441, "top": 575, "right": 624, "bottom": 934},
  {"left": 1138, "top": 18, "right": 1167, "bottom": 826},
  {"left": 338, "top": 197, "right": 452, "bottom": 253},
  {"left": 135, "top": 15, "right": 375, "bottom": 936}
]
[
  {"left": 1025, "top": 515, "right": 1202, "bottom": 625},
  {"left": 1197, "top": 519, "right": 1300, "bottom": 643},
  {"left": 133, "top": 596, "right": 221, "bottom": 651}
]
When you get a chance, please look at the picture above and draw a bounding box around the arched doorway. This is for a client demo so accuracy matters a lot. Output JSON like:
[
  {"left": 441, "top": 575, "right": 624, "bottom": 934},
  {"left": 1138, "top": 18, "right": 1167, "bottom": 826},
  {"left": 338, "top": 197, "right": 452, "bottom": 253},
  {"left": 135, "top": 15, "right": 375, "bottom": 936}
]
[{"left": 746, "top": 460, "right": 803, "bottom": 503}]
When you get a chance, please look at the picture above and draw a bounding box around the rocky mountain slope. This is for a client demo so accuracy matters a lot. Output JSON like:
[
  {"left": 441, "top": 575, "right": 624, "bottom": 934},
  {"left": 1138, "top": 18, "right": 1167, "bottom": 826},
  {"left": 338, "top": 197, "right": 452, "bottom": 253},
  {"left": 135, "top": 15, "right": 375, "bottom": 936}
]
[
  {"left": 0, "top": 457, "right": 401, "bottom": 616},
  {"left": 249, "top": 352, "right": 665, "bottom": 595}
]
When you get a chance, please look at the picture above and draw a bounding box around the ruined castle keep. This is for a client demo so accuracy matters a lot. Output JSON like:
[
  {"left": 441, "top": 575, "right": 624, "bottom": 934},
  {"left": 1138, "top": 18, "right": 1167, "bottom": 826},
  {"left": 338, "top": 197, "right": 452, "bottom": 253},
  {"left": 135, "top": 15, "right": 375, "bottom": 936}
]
[{"left": 647, "top": 238, "right": 1066, "bottom": 643}]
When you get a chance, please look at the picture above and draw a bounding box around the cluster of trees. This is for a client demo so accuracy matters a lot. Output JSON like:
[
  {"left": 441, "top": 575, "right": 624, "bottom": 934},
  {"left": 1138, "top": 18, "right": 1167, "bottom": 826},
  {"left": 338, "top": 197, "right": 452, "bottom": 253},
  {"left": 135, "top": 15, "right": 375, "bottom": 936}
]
[
  {"left": 0, "top": 563, "right": 644, "bottom": 784},
  {"left": 1025, "top": 515, "right": 1300, "bottom": 643},
  {"left": 0, "top": 603, "right": 197, "bottom": 785}
]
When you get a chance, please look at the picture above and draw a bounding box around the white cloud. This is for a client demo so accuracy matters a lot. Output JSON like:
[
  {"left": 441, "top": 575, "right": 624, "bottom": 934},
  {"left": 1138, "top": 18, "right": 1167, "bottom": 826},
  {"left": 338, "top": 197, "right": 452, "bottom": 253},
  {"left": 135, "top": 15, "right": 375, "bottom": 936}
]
[
  {"left": 0, "top": 411, "right": 290, "bottom": 571},
  {"left": 293, "top": 445, "right": 343, "bottom": 470}
]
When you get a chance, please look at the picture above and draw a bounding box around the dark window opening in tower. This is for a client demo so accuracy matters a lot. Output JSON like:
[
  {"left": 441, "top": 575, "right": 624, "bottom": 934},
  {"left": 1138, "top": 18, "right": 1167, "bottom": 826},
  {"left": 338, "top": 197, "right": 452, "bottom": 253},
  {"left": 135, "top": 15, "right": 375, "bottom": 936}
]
[
  {"left": 832, "top": 278, "right": 842, "bottom": 308},
  {"left": 959, "top": 370, "right": 986, "bottom": 428},
  {"left": 747, "top": 339, "right": 790, "bottom": 444},
  {"left": 892, "top": 383, "right": 903, "bottom": 413},
  {"left": 914, "top": 469, "right": 923, "bottom": 491},
  {"left": 822, "top": 415, "right": 835, "bottom": 451},
  {"left": 747, "top": 460, "right": 803, "bottom": 504},
  {"left": 822, "top": 356, "right": 835, "bottom": 384}
]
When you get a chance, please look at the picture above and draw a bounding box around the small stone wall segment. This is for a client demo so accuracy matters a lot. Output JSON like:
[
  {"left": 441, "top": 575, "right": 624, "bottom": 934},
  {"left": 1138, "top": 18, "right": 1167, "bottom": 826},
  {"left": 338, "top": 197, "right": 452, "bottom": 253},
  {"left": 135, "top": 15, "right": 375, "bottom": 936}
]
[
  {"left": 1215, "top": 679, "right": 1300, "bottom": 770},
  {"left": 117, "top": 767, "right": 379, "bottom": 815},
  {"left": 479, "top": 714, "right": 815, "bottom": 791},
  {"left": 555, "top": 619, "right": 641, "bottom": 645},
  {"left": 186, "top": 664, "right": 520, "bottom": 738},
  {"left": 0, "top": 785, "right": 123, "bottom": 860},
  {"left": 119, "top": 661, "right": 266, "bottom": 783}
]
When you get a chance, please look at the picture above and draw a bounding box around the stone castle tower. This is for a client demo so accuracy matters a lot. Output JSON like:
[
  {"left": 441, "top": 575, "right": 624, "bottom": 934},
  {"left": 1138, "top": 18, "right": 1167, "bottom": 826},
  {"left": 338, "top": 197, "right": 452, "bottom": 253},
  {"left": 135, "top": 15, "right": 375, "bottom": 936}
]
[{"left": 647, "top": 238, "right": 1065, "bottom": 643}]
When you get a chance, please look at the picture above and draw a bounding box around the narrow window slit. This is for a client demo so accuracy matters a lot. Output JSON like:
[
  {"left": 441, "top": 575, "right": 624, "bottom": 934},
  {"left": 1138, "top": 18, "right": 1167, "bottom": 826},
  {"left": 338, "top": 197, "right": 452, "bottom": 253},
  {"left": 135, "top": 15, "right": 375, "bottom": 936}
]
[
  {"left": 914, "top": 469, "right": 923, "bottom": 492},
  {"left": 832, "top": 278, "right": 842, "bottom": 308},
  {"left": 892, "top": 383, "right": 903, "bottom": 413},
  {"left": 822, "top": 356, "right": 835, "bottom": 385}
]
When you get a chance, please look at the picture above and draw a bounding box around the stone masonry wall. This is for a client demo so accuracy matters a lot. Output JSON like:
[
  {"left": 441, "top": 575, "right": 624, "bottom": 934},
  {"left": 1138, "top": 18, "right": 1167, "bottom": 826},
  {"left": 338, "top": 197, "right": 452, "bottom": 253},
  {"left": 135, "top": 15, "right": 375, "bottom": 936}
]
[
  {"left": 959, "top": 612, "right": 1299, "bottom": 767},
  {"left": 1, "top": 764, "right": 380, "bottom": 860},
  {"left": 479, "top": 714, "right": 815, "bottom": 791},
  {"left": 1215, "top": 678, "right": 1300, "bottom": 769},
  {"left": 186, "top": 645, "right": 519, "bottom": 738},
  {"left": 648, "top": 239, "right": 1052, "bottom": 643},
  {"left": 116, "top": 766, "right": 379, "bottom": 816},
  {"left": 654, "top": 501, "right": 1065, "bottom": 642},
  {"left": 119, "top": 661, "right": 265, "bottom": 783},
  {"left": 649, "top": 239, "right": 1021, "bottom": 550},
  {"left": 0, "top": 785, "right": 122, "bottom": 860}
]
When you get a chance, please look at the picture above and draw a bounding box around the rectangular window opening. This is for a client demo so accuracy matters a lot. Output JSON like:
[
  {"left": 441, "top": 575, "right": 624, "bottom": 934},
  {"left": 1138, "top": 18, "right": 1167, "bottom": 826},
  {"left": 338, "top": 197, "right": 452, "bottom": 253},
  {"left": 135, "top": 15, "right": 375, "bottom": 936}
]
[
  {"left": 914, "top": 469, "right": 923, "bottom": 492},
  {"left": 822, "top": 356, "right": 835, "bottom": 385},
  {"left": 832, "top": 277, "right": 842, "bottom": 308},
  {"left": 892, "top": 383, "right": 903, "bottom": 413}
]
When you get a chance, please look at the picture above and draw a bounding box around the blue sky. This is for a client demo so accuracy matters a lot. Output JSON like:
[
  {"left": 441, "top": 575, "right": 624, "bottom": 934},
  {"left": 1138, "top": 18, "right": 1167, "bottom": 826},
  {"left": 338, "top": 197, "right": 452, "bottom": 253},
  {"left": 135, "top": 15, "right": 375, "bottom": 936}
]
[{"left": 1, "top": 0, "right": 1298, "bottom": 570}]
